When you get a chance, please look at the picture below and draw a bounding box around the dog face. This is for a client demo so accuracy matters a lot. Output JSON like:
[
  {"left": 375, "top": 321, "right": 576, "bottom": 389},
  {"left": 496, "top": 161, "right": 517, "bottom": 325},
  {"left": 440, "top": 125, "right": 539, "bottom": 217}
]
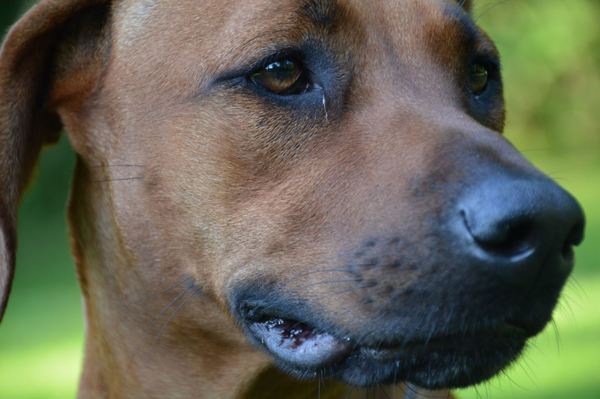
[{"left": 0, "top": 0, "right": 584, "bottom": 392}]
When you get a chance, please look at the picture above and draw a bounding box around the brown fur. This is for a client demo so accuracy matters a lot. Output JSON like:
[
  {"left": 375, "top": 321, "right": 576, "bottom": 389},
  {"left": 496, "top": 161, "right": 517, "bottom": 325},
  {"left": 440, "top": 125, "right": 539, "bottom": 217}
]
[{"left": 0, "top": 1, "right": 542, "bottom": 398}]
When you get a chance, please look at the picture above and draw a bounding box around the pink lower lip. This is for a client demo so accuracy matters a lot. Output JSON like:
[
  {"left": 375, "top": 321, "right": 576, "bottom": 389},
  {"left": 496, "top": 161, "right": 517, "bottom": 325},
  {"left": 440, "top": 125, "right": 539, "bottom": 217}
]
[{"left": 249, "top": 319, "right": 351, "bottom": 368}]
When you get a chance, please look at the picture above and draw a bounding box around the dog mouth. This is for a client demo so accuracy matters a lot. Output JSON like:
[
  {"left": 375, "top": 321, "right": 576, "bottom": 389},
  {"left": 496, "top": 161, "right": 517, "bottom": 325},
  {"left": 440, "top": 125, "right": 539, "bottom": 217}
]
[
  {"left": 238, "top": 302, "right": 532, "bottom": 388},
  {"left": 247, "top": 318, "right": 352, "bottom": 368}
]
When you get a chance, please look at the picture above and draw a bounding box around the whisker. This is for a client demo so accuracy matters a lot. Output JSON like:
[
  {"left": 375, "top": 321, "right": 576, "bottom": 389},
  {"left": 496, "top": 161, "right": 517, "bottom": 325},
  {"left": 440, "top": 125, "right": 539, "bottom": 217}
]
[
  {"left": 155, "top": 288, "right": 188, "bottom": 322},
  {"left": 301, "top": 278, "right": 361, "bottom": 289},
  {"left": 325, "top": 287, "right": 357, "bottom": 297},
  {"left": 392, "top": 371, "right": 399, "bottom": 395},
  {"left": 149, "top": 278, "right": 202, "bottom": 341},
  {"left": 472, "top": 384, "right": 483, "bottom": 399},
  {"left": 501, "top": 367, "right": 529, "bottom": 392},
  {"left": 154, "top": 290, "right": 190, "bottom": 343},
  {"left": 550, "top": 319, "right": 561, "bottom": 353},
  {"left": 473, "top": 0, "right": 513, "bottom": 23},
  {"left": 283, "top": 267, "right": 350, "bottom": 284},
  {"left": 521, "top": 353, "right": 538, "bottom": 386},
  {"left": 404, "top": 384, "right": 420, "bottom": 399},
  {"left": 94, "top": 176, "right": 144, "bottom": 183},
  {"left": 317, "top": 370, "right": 322, "bottom": 399},
  {"left": 89, "top": 164, "right": 144, "bottom": 168},
  {"left": 160, "top": 276, "right": 193, "bottom": 294},
  {"left": 378, "top": 385, "right": 391, "bottom": 399}
]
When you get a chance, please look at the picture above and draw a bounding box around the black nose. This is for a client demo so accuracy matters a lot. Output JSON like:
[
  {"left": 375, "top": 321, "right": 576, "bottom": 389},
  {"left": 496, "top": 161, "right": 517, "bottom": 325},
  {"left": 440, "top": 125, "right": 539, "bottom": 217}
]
[{"left": 458, "top": 175, "right": 585, "bottom": 285}]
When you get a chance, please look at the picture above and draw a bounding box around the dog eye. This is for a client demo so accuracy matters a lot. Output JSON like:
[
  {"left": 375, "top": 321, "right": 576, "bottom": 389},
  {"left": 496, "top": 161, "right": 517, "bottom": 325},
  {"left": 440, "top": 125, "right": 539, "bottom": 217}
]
[
  {"left": 469, "top": 63, "right": 489, "bottom": 95},
  {"left": 250, "top": 59, "right": 309, "bottom": 95}
]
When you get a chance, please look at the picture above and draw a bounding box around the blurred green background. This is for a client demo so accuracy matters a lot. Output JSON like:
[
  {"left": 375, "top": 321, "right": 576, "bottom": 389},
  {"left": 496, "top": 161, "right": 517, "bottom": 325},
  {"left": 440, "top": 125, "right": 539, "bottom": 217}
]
[{"left": 0, "top": 0, "right": 598, "bottom": 398}]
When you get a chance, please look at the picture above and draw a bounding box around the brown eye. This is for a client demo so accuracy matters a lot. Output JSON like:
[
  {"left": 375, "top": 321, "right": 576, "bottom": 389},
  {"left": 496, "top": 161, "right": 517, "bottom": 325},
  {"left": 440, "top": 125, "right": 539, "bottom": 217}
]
[
  {"left": 250, "top": 59, "right": 309, "bottom": 95},
  {"left": 469, "top": 63, "right": 489, "bottom": 95}
]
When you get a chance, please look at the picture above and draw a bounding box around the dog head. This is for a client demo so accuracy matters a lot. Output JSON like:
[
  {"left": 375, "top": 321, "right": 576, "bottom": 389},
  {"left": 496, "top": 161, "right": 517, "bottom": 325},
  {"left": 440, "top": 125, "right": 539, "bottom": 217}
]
[{"left": 0, "top": 0, "right": 584, "bottom": 391}]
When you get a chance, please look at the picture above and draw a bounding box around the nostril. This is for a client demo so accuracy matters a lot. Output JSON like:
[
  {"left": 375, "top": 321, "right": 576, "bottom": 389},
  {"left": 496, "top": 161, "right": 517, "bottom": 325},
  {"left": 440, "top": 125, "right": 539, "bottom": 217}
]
[
  {"left": 481, "top": 221, "right": 538, "bottom": 259},
  {"left": 461, "top": 210, "right": 538, "bottom": 260},
  {"left": 561, "top": 219, "right": 585, "bottom": 263},
  {"left": 458, "top": 176, "right": 585, "bottom": 288}
]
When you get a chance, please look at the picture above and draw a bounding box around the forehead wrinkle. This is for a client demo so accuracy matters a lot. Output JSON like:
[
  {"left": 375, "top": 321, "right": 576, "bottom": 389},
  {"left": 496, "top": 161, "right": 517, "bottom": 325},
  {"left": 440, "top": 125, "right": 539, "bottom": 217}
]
[
  {"left": 232, "top": 0, "right": 344, "bottom": 57},
  {"left": 299, "top": 0, "right": 362, "bottom": 34},
  {"left": 228, "top": 0, "right": 340, "bottom": 58},
  {"left": 218, "top": 0, "right": 360, "bottom": 69},
  {"left": 215, "top": 29, "right": 306, "bottom": 80},
  {"left": 300, "top": 0, "right": 338, "bottom": 29}
]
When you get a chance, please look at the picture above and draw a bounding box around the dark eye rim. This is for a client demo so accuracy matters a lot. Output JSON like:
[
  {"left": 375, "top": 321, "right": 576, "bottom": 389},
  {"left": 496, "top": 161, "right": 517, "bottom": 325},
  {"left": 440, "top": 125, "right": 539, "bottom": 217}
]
[
  {"left": 468, "top": 55, "right": 501, "bottom": 98},
  {"left": 207, "top": 44, "right": 330, "bottom": 109}
]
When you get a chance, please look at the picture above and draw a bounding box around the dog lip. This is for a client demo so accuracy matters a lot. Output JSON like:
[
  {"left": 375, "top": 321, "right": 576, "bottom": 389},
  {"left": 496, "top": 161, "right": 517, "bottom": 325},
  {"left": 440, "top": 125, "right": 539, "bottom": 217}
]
[
  {"left": 247, "top": 318, "right": 352, "bottom": 368},
  {"left": 245, "top": 312, "right": 529, "bottom": 371},
  {"left": 236, "top": 297, "right": 532, "bottom": 386},
  {"left": 358, "top": 322, "right": 530, "bottom": 361}
]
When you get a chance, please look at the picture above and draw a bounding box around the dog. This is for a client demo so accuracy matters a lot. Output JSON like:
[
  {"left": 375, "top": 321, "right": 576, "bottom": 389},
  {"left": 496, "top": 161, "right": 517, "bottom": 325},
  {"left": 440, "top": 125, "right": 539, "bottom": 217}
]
[{"left": 0, "top": 0, "right": 585, "bottom": 398}]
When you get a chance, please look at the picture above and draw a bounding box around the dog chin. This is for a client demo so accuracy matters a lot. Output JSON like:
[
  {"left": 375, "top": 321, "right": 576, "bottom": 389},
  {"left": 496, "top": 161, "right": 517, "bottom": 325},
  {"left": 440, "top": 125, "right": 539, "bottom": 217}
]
[
  {"left": 265, "top": 323, "right": 526, "bottom": 389},
  {"left": 331, "top": 333, "right": 527, "bottom": 389}
]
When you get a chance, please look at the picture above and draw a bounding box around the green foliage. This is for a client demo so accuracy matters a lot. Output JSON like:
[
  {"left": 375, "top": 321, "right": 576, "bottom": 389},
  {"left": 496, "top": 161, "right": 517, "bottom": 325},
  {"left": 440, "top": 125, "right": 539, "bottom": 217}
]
[
  {"left": 0, "top": 1, "right": 599, "bottom": 398},
  {"left": 477, "top": 0, "right": 600, "bottom": 153}
]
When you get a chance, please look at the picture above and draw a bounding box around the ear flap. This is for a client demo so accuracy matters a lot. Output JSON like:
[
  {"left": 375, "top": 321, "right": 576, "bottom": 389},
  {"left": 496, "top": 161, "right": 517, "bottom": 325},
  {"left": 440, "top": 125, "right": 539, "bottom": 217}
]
[{"left": 0, "top": 0, "right": 111, "bottom": 320}]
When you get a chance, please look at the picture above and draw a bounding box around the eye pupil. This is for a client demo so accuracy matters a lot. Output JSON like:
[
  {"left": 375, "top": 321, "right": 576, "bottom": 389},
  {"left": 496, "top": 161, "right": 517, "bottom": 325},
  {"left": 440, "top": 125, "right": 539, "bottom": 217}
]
[
  {"left": 265, "top": 60, "right": 295, "bottom": 77},
  {"left": 470, "top": 63, "right": 489, "bottom": 95},
  {"left": 250, "top": 58, "right": 308, "bottom": 95}
]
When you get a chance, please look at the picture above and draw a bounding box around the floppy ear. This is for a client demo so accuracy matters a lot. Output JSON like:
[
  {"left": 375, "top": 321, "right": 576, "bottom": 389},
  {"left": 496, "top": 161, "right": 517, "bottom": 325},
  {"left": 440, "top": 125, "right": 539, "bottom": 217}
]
[{"left": 0, "top": 0, "right": 111, "bottom": 320}]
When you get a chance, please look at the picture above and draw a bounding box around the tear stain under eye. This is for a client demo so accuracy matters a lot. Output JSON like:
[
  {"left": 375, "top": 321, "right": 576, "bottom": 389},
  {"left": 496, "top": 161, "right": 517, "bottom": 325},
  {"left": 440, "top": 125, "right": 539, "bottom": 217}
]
[
  {"left": 322, "top": 94, "right": 329, "bottom": 122},
  {"left": 317, "top": 84, "right": 329, "bottom": 122}
]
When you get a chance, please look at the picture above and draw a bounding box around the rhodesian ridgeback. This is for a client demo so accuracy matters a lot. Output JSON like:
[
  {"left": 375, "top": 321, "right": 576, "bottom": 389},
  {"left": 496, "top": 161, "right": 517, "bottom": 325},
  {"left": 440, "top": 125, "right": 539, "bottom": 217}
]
[{"left": 0, "top": 0, "right": 585, "bottom": 398}]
